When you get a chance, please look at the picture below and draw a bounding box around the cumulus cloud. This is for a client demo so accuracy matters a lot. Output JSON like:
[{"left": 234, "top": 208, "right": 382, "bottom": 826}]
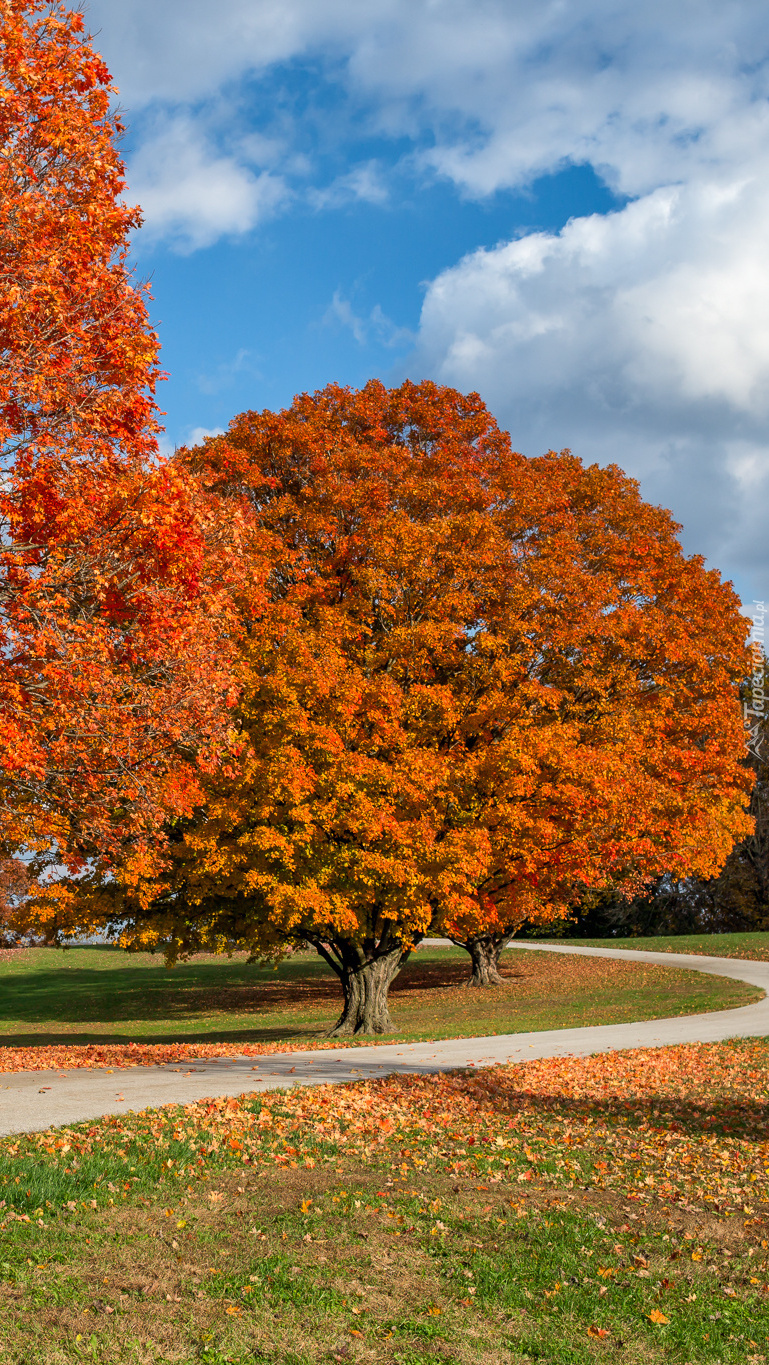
[
  {"left": 418, "top": 176, "right": 769, "bottom": 417},
  {"left": 89, "top": 1, "right": 769, "bottom": 254},
  {"left": 87, "top": 0, "right": 354, "bottom": 105},
  {"left": 128, "top": 117, "right": 288, "bottom": 250},
  {"left": 411, "top": 169, "right": 769, "bottom": 587},
  {"left": 90, "top": 1, "right": 769, "bottom": 198}
]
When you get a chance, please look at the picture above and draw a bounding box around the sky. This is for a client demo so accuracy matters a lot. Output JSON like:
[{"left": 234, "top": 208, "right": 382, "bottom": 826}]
[{"left": 85, "top": 0, "right": 769, "bottom": 607}]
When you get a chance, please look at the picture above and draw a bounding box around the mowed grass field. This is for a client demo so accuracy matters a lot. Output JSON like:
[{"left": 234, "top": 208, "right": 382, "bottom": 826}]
[
  {"left": 0, "top": 1038, "right": 768, "bottom": 1363},
  {"left": 0, "top": 944, "right": 759, "bottom": 1059}
]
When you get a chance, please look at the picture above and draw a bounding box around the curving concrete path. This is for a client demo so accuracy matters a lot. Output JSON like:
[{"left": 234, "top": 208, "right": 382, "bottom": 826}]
[{"left": 1, "top": 943, "right": 768, "bottom": 1137}]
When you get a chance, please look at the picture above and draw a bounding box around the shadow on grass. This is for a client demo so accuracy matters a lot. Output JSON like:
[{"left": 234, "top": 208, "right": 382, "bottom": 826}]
[
  {"left": 0, "top": 954, "right": 334, "bottom": 1024},
  {"left": 446, "top": 1055, "right": 769, "bottom": 1141},
  {"left": 0, "top": 950, "right": 526, "bottom": 1026}
]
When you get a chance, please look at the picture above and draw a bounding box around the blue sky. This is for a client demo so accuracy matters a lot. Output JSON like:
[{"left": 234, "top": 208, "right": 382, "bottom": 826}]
[
  {"left": 143, "top": 163, "right": 620, "bottom": 443},
  {"left": 88, "top": 0, "right": 769, "bottom": 606}
]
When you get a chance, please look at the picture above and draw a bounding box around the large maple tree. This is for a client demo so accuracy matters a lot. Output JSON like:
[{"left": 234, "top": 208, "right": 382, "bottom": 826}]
[
  {"left": 97, "top": 380, "right": 753, "bottom": 1034},
  {"left": 0, "top": 3, "right": 237, "bottom": 892}
]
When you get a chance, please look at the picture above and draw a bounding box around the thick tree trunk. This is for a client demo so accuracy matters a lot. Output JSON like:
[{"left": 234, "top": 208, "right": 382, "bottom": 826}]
[
  {"left": 330, "top": 952, "right": 404, "bottom": 1035},
  {"left": 456, "top": 933, "right": 506, "bottom": 987},
  {"left": 310, "top": 937, "right": 412, "bottom": 1035}
]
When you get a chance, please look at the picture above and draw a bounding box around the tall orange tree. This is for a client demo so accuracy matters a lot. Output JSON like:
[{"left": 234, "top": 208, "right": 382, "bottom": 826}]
[
  {"left": 94, "top": 380, "right": 753, "bottom": 1033},
  {"left": 0, "top": 3, "right": 238, "bottom": 895}
]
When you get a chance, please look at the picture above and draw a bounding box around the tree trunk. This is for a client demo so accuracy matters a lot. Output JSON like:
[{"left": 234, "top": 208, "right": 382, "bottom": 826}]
[
  {"left": 310, "top": 938, "right": 411, "bottom": 1035},
  {"left": 457, "top": 933, "right": 506, "bottom": 987},
  {"left": 330, "top": 949, "right": 406, "bottom": 1035}
]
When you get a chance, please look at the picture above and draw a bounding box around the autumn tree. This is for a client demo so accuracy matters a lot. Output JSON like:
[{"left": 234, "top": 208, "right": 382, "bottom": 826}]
[
  {"left": 89, "top": 380, "right": 753, "bottom": 1033},
  {"left": 0, "top": 3, "right": 238, "bottom": 897},
  {"left": 573, "top": 661, "right": 769, "bottom": 940}
]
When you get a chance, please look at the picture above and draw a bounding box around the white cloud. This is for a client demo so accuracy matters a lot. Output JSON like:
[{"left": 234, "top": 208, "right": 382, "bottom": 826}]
[
  {"left": 325, "top": 291, "right": 368, "bottom": 346},
  {"left": 157, "top": 424, "right": 226, "bottom": 459},
  {"left": 88, "top": 2, "right": 769, "bottom": 250},
  {"left": 410, "top": 169, "right": 769, "bottom": 587},
  {"left": 89, "top": 1, "right": 769, "bottom": 197},
  {"left": 309, "top": 161, "right": 390, "bottom": 210},
  {"left": 186, "top": 426, "right": 226, "bottom": 447},
  {"left": 417, "top": 175, "right": 769, "bottom": 417},
  {"left": 128, "top": 116, "right": 288, "bottom": 250}
]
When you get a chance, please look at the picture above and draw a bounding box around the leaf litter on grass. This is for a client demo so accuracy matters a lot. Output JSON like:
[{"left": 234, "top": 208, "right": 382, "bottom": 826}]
[
  {"left": 1, "top": 1038, "right": 769, "bottom": 1362},
  {"left": 5, "top": 1038, "right": 768, "bottom": 1213}
]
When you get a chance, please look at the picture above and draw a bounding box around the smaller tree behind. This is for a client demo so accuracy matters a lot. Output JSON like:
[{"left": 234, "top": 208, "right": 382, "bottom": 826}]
[{"left": 567, "top": 674, "right": 769, "bottom": 940}]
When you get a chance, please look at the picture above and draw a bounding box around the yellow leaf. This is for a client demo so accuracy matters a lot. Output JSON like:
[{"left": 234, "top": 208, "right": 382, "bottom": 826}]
[{"left": 648, "top": 1309, "right": 669, "bottom": 1324}]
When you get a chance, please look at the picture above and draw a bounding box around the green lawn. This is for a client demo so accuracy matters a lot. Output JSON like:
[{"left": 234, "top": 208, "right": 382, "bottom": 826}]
[
  {"left": 0, "top": 1038, "right": 767, "bottom": 1363},
  {"left": 547, "top": 932, "right": 769, "bottom": 960},
  {"left": 0, "top": 944, "right": 759, "bottom": 1051}
]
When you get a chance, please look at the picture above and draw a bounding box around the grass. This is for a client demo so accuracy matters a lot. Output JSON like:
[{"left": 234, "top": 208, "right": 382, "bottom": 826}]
[
  {"left": 0, "top": 1038, "right": 768, "bottom": 1362},
  {"left": 547, "top": 932, "right": 769, "bottom": 960},
  {"left": 0, "top": 945, "right": 759, "bottom": 1059}
]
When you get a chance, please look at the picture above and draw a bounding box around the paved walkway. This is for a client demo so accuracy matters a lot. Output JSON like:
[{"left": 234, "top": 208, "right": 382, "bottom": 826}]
[{"left": 2, "top": 943, "right": 768, "bottom": 1137}]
